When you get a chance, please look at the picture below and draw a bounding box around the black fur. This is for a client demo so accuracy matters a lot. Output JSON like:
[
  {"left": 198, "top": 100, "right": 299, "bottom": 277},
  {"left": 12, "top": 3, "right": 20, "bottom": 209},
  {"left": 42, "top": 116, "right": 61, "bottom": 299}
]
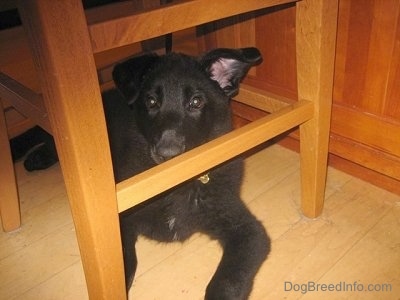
[
  {"left": 10, "top": 126, "right": 58, "bottom": 171},
  {"left": 110, "top": 48, "right": 270, "bottom": 299},
  {"left": 10, "top": 47, "right": 270, "bottom": 299}
]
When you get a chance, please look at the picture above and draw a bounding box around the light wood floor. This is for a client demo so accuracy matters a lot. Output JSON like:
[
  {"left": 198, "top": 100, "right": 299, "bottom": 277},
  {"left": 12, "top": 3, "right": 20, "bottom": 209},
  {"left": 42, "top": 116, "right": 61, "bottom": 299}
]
[{"left": 1, "top": 144, "right": 399, "bottom": 300}]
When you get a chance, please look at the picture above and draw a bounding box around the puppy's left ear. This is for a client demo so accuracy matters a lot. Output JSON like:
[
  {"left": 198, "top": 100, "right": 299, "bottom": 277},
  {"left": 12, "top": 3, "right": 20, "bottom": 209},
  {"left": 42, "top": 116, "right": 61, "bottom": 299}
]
[
  {"left": 200, "top": 47, "right": 262, "bottom": 97},
  {"left": 112, "top": 54, "right": 159, "bottom": 105}
]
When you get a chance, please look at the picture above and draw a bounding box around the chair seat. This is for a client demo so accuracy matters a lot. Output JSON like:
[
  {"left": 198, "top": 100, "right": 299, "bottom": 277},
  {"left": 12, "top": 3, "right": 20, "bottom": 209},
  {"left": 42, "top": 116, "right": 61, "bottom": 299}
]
[{"left": 86, "top": 0, "right": 296, "bottom": 53}]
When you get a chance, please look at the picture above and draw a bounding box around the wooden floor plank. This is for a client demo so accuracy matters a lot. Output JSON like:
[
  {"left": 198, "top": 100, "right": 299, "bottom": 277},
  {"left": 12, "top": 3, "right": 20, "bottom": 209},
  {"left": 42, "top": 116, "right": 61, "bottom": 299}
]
[
  {"left": 0, "top": 223, "right": 80, "bottom": 300},
  {"left": 130, "top": 235, "right": 221, "bottom": 300},
  {"left": 0, "top": 165, "right": 70, "bottom": 260},
  {"left": 13, "top": 262, "right": 87, "bottom": 300},
  {"left": 301, "top": 205, "right": 400, "bottom": 300},
  {"left": 1, "top": 144, "right": 399, "bottom": 300}
]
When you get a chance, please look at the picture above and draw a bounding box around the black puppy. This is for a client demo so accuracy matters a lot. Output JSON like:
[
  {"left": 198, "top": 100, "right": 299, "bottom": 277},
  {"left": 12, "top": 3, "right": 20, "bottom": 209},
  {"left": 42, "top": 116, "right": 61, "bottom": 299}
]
[{"left": 105, "top": 48, "right": 270, "bottom": 300}]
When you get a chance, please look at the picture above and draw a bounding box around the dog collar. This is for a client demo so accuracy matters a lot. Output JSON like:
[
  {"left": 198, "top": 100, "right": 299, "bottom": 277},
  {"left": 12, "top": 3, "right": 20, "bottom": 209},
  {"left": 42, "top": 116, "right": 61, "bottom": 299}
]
[{"left": 198, "top": 173, "right": 210, "bottom": 184}]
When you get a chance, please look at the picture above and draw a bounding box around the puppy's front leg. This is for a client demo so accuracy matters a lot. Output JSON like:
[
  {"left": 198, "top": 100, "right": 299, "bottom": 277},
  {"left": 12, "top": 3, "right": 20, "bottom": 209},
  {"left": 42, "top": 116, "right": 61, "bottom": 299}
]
[
  {"left": 119, "top": 216, "right": 139, "bottom": 294},
  {"left": 205, "top": 220, "right": 270, "bottom": 300}
]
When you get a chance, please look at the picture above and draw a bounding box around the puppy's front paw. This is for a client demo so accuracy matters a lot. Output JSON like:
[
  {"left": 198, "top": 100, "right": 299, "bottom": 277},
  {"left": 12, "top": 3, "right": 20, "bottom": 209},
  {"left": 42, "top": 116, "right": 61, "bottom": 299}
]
[{"left": 205, "top": 280, "right": 247, "bottom": 300}]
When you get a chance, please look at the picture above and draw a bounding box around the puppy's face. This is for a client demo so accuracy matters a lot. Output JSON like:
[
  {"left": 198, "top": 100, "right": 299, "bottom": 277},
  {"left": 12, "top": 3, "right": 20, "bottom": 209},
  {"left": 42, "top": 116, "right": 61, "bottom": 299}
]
[
  {"left": 135, "top": 54, "right": 231, "bottom": 164},
  {"left": 113, "top": 48, "right": 262, "bottom": 164}
]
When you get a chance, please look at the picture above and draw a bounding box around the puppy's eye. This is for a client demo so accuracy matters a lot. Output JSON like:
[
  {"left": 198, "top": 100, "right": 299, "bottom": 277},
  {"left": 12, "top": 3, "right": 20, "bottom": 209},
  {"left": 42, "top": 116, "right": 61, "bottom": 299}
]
[
  {"left": 146, "top": 96, "right": 160, "bottom": 109},
  {"left": 188, "top": 96, "right": 204, "bottom": 110}
]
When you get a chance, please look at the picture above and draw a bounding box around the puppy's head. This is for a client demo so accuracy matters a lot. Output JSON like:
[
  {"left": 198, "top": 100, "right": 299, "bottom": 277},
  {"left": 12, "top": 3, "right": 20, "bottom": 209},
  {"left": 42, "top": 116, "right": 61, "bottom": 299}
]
[{"left": 113, "top": 48, "right": 262, "bottom": 164}]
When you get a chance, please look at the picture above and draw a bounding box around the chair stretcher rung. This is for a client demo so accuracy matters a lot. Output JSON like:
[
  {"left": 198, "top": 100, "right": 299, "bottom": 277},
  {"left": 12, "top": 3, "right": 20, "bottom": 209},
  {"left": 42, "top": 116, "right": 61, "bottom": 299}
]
[
  {"left": 235, "top": 84, "right": 295, "bottom": 113},
  {"left": 87, "top": 0, "right": 297, "bottom": 53},
  {"left": 116, "top": 99, "right": 314, "bottom": 212},
  {"left": 0, "top": 72, "right": 52, "bottom": 133}
]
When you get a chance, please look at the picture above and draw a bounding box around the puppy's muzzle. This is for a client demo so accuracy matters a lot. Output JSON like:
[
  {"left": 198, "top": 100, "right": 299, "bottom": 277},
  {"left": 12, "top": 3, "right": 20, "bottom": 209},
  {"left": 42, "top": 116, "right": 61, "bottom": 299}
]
[{"left": 151, "top": 129, "right": 185, "bottom": 163}]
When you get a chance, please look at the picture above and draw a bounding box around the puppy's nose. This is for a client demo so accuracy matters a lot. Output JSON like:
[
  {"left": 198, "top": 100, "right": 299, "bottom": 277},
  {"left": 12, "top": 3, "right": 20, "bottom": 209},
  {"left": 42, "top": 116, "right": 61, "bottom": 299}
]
[
  {"left": 156, "top": 144, "right": 184, "bottom": 161},
  {"left": 152, "top": 129, "right": 185, "bottom": 163}
]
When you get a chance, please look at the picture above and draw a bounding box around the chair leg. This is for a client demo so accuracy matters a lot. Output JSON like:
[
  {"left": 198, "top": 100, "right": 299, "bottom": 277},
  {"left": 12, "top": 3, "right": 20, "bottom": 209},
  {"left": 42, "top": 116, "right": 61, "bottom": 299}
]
[
  {"left": 18, "top": 1, "right": 126, "bottom": 299},
  {"left": 296, "top": 0, "right": 339, "bottom": 218},
  {"left": 0, "top": 101, "right": 21, "bottom": 232}
]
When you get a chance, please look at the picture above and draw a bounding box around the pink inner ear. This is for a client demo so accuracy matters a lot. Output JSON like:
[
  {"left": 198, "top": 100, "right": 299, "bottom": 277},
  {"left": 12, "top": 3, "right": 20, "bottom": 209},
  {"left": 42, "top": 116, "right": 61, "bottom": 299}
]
[{"left": 209, "top": 58, "right": 237, "bottom": 89}]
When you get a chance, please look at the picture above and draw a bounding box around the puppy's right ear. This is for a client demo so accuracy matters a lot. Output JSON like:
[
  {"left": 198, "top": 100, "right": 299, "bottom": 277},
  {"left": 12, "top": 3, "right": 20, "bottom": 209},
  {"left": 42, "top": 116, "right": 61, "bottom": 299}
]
[{"left": 112, "top": 54, "right": 159, "bottom": 105}]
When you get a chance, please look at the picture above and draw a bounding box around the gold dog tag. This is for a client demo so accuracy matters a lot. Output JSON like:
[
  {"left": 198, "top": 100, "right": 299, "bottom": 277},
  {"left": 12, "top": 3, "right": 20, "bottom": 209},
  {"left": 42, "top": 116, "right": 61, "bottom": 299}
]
[{"left": 198, "top": 173, "right": 210, "bottom": 184}]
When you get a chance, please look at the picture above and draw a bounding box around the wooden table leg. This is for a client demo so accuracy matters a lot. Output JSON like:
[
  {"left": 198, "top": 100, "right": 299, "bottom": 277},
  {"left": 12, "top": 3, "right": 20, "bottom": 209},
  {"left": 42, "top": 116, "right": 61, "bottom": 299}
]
[
  {"left": 17, "top": 1, "right": 126, "bottom": 299},
  {"left": 0, "top": 100, "right": 21, "bottom": 232},
  {"left": 296, "top": 0, "right": 339, "bottom": 218}
]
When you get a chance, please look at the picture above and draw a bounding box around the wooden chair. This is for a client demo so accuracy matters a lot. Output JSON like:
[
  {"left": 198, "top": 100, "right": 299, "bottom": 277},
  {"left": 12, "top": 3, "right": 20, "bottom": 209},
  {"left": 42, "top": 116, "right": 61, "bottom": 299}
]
[{"left": 0, "top": 0, "right": 338, "bottom": 299}]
